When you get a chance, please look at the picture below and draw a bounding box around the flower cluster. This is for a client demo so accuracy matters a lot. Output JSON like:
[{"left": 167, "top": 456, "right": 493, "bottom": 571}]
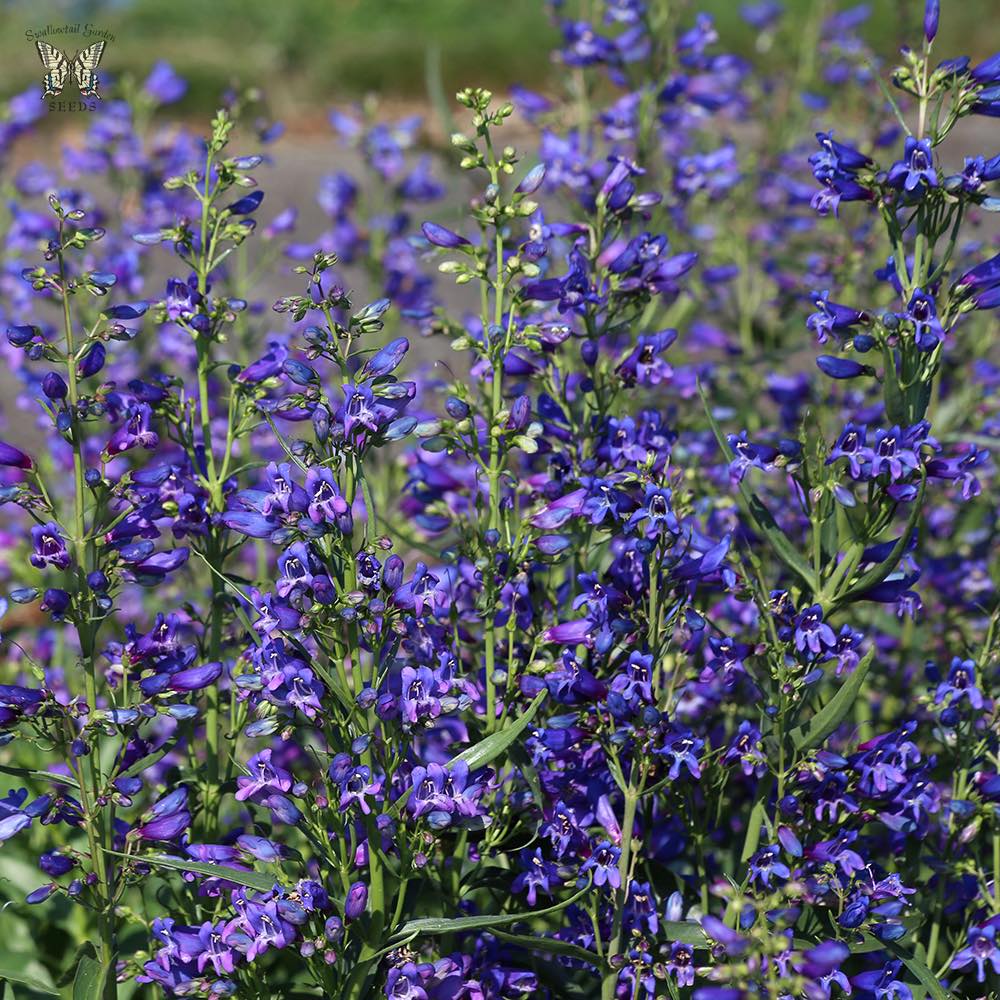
[{"left": 0, "top": 4, "right": 999, "bottom": 1000}]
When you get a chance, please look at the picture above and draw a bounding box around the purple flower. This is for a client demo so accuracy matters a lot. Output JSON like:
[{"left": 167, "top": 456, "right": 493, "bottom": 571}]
[
  {"left": 748, "top": 844, "right": 791, "bottom": 887},
  {"left": 136, "top": 787, "right": 191, "bottom": 842},
  {"left": 924, "top": 0, "right": 939, "bottom": 41},
  {"left": 934, "top": 657, "right": 984, "bottom": 710},
  {"left": 828, "top": 422, "right": 869, "bottom": 478},
  {"left": 887, "top": 137, "right": 938, "bottom": 193},
  {"left": 806, "top": 290, "right": 867, "bottom": 343},
  {"left": 656, "top": 728, "right": 705, "bottom": 780},
  {"left": 399, "top": 665, "right": 444, "bottom": 726},
  {"left": 358, "top": 336, "right": 409, "bottom": 381},
  {"left": 0, "top": 440, "right": 33, "bottom": 469},
  {"left": 142, "top": 61, "right": 187, "bottom": 104},
  {"left": 421, "top": 222, "right": 469, "bottom": 248},
  {"left": 511, "top": 849, "right": 559, "bottom": 906},
  {"left": 305, "top": 467, "right": 349, "bottom": 525},
  {"left": 579, "top": 841, "right": 621, "bottom": 889},
  {"left": 236, "top": 750, "right": 293, "bottom": 802},
  {"left": 905, "top": 288, "right": 946, "bottom": 350},
  {"left": 106, "top": 403, "right": 159, "bottom": 456},
  {"left": 794, "top": 605, "right": 837, "bottom": 655},
  {"left": 816, "top": 354, "right": 870, "bottom": 379},
  {"left": 344, "top": 881, "right": 368, "bottom": 921},
  {"left": 952, "top": 920, "right": 1000, "bottom": 982},
  {"left": 407, "top": 761, "right": 484, "bottom": 828},
  {"left": 722, "top": 721, "right": 766, "bottom": 777},
  {"left": 30, "top": 522, "right": 70, "bottom": 571},
  {"left": 337, "top": 764, "right": 383, "bottom": 815},
  {"left": 852, "top": 960, "right": 914, "bottom": 999}
]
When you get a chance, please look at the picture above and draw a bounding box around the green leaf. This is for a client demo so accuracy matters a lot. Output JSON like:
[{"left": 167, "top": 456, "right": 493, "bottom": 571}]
[
  {"left": 106, "top": 850, "right": 277, "bottom": 892},
  {"left": 661, "top": 920, "right": 709, "bottom": 948},
  {"left": 0, "top": 959, "right": 59, "bottom": 997},
  {"left": 391, "top": 880, "right": 588, "bottom": 942},
  {"left": 491, "top": 930, "right": 599, "bottom": 966},
  {"left": 835, "top": 476, "right": 926, "bottom": 607},
  {"left": 740, "top": 776, "right": 774, "bottom": 862},
  {"left": 505, "top": 741, "right": 544, "bottom": 809},
  {"left": 881, "top": 340, "right": 907, "bottom": 425},
  {"left": 57, "top": 943, "right": 97, "bottom": 988},
  {"left": 450, "top": 691, "right": 547, "bottom": 771},
  {"left": 698, "top": 384, "right": 817, "bottom": 592},
  {"left": 0, "top": 763, "right": 74, "bottom": 786},
  {"left": 790, "top": 648, "right": 875, "bottom": 753},
  {"left": 72, "top": 953, "right": 109, "bottom": 1000}
]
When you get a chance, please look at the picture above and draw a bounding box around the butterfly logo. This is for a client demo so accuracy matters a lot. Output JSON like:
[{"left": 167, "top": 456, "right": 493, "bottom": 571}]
[{"left": 35, "top": 41, "right": 107, "bottom": 100}]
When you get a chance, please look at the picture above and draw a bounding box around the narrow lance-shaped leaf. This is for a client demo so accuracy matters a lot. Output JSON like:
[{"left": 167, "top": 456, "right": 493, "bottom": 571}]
[
  {"left": 740, "top": 775, "right": 775, "bottom": 862},
  {"left": 106, "top": 850, "right": 277, "bottom": 892},
  {"left": 451, "top": 691, "right": 547, "bottom": 770},
  {"left": 790, "top": 648, "right": 875, "bottom": 753},
  {"left": 490, "top": 929, "right": 600, "bottom": 965},
  {"left": 390, "top": 880, "right": 590, "bottom": 941},
  {"left": 835, "top": 475, "right": 926, "bottom": 607}
]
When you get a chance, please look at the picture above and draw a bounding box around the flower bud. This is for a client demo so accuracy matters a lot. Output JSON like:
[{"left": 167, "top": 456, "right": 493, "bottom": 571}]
[
  {"left": 382, "top": 555, "right": 404, "bottom": 591},
  {"left": 0, "top": 440, "right": 32, "bottom": 470},
  {"left": 344, "top": 881, "right": 368, "bottom": 921},
  {"left": 7, "top": 325, "right": 38, "bottom": 347},
  {"left": 421, "top": 222, "right": 470, "bottom": 248},
  {"left": 816, "top": 355, "right": 870, "bottom": 379},
  {"left": 42, "top": 372, "right": 68, "bottom": 400},
  {"left": 77, "top": 343, "right": 106, "bottom": 379},
  {"left": 924, "top": 0, "right": 939, "bottom": 42},
  {"left": 515, "top": 163, "right": 546, "bottom": 195}
]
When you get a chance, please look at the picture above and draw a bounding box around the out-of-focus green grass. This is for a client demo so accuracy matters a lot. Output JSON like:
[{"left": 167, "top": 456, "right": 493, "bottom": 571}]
[{"left": 1, "top": 0, "right": 999, "bottom": 120}]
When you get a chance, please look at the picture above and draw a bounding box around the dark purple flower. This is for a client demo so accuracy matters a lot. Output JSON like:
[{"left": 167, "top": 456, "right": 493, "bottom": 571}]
[
  {"left": 816, "top": 355, "right": 871, "bottom": 379},
  {"left": 421, "top": 222, "right": 469, "bottom": 248},
  {"left": 953, "top": 921, "right": 1000, "bottom": 982},
  {"left": 924, "top": 0, "right": 939, "bottom": 41},
  {"left": 77, "top": 342, "right": 106, "bottom": 378},
  {"left": 344, "top": 881, "right": 367, "bottom": 921},
  {"left": 794, "top": 605, "right": 837, "bottom": 655},
  {"left": 30, "top": 522, "right": 70, "bottom": 571},
  {"left": 0, "top": 441, "right": 33, "bottom": 469},
  {"left": 579, "top": 841, "right": 621, "bottom": 889},
  {"left": 887, "top": 137, "right": 938, "bottom": 193}
]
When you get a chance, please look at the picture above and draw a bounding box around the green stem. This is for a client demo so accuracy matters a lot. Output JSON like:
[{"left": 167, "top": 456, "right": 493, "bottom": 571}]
[
  {"left": 192, "top": 145, "right": 229, "bottom": 826},
  {"left": 482, "top": 143, "right": 506, "bottom": 733},
  {"left": 58, "top": 246, "right": 117, "bottom": 999},
  {"left": 602, "top": 786, "right": 641, "bottom": 1000}
]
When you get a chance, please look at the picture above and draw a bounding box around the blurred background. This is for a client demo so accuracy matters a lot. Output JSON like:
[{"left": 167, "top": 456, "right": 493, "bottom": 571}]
[{"left": 3, "top": 0, "right": 1000, "bottom": 127}]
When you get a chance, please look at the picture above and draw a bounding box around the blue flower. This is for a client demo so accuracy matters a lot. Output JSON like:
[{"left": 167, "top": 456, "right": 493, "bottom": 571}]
[
  {"left": 579, "top": 841, "right": 621, "bottom": 889},
  {"left": 934, "top": 657, "right": 984, "bottom": 710},
  {"left": 905, "top": 288, "right": 946, "bottom": 350},
  {"left": 748, "top": 844, "right": 791, "bottom": 887},
  {"left": 887, "top": 137, "right": 938, "bottom": 194},
  {"left": 793, "top": 605, "right": 837, "bottom": 655},
  {"left": 952, "top": 919, "right": 1000, "bottom": 982}
]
